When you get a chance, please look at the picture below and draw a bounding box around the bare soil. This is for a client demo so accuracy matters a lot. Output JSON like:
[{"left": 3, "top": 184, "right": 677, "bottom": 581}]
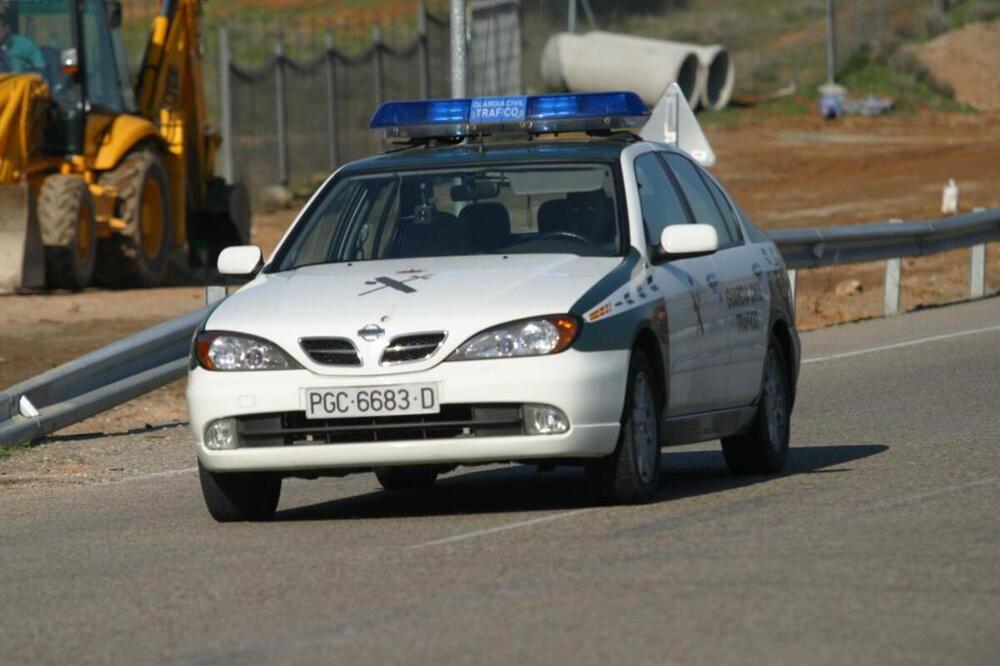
[
  {"left": 1, "top": 112, "right": 998, "bottom": 439},
  {"left": 908, "top": 21, "right": 1000, "bottom": 112}
]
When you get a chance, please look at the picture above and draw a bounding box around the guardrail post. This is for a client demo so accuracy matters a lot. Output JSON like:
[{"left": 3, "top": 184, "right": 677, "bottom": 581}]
[
  {"left": 324, "top": 31, "right": 339, "bottom": 170},
  {"left": 275, "top": 38, "right": 290, "bottom": 187},
  {"left": 883, "top": 218, "right": 902, "bottom": 316},
  {"left": 205, "top": 285, "right": 228, "bottom": 304},
  {"left": 217, "top": 25, "right": 235, "bottom": 183},
  {"left": 970, "top": 207, "right": 986, "bottom": 298}
]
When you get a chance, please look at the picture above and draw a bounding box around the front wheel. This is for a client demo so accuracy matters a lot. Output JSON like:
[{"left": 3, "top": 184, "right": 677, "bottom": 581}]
[
  {"left": 587, "top": 351, "right": 661, "bottom": 504},
  {"left": 198, "top": 461, "right": 281, "bottom": 522},
  {"left": 37, "top": 175, "right": 97, "bottom": 290},
  {"left": 721, "top": 337, "right": 791, "bottom": 475}
]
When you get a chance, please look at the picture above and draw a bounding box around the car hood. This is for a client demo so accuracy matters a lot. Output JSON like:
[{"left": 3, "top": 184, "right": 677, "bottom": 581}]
[{"left": 206, "top": 254, "right": 622, "bottom": 375}]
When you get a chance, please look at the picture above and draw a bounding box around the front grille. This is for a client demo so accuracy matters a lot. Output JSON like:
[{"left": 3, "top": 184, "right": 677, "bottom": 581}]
[
  {"left": 236, "top": 403, "right": 524, "bottom": 446},
  {"left": 300, "top": 337, "right": 361, "bottom": 366},
  {"left": 380, "top": 332, "right": 446, "bottom": 365}
]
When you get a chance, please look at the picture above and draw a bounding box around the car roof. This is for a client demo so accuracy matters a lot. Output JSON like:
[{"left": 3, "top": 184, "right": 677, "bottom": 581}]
[{"left": 338, "top": 136, "right": 653, "bottom": 175}]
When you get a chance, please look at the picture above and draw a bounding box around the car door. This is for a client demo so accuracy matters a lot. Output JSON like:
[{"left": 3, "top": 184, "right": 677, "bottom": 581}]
[
  {"left": 663, "top": 153, "right": 770, "bottom": 407},
  {"left": 702, "top": 172, "right": 770, "bottom": 406},
  {"left": 633, "top": 151, "right": 723, "bottom": 416},
  {"left": 656, "top": 152, "right": 731, "bottom": 412}
]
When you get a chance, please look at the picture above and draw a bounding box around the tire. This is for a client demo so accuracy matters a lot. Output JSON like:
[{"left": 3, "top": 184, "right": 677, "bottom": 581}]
[
  {"left": 374, "top": 465, "right": 439, "bottom": 491},
  {"left": 37, "top": 175, "right": 97, "bottom": 290},
  {"left": 587, "top": 350, "right": 662, "bottom": 504},
  {"left": 95, "top": 150, "right": 170, "bottom": 288},
  {"left": 721, "top": 336, "right": 791, "bottom": 475},
  {"left": 198, "top": 461, "right": 281, "bottom": 522}
]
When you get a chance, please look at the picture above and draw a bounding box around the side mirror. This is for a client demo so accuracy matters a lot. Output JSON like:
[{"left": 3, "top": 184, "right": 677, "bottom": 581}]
[
  {"left": 217, "top": 245, "right": 263, "bottom": 276},
  {"left": 656, "top": 224, "right": 718, "bottom": 261}
]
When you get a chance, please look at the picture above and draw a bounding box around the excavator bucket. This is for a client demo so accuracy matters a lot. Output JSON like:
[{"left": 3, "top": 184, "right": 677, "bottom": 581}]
[{"left": 0, "top": 180, "right": 45, "bottom": 293}]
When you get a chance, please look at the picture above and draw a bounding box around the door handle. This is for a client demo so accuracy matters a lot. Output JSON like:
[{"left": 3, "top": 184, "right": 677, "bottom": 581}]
[{"left": 706, "top": 273, "right": 719, "bottom": 289}]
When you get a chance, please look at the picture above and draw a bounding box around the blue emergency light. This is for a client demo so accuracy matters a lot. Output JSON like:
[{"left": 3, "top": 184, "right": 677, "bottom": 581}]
[{"left": 369, "top": 92, "right": 649, "bottom": 139}]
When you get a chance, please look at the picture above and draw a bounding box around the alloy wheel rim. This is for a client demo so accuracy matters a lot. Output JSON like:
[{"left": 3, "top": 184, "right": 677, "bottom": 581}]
[
  {"left": 763, "top": 351, "right": 787, "bottom": 449},
  {"left": 631, "top": 372, "right": 658, "bottom": 484}
]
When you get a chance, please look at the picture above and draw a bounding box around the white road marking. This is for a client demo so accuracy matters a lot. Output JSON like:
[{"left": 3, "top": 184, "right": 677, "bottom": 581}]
[
  {"left": 409, "top": 508, "right": 593, "bottom": 549},
  {"left": 803, "top": 323, "right": 1000, "bottom": 364}
]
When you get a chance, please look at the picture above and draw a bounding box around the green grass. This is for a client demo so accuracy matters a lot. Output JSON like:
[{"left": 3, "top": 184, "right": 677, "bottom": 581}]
[
  {"left": 837, "top": 53, "right": 976, "bottom": 114},
  {"left": 0, "top": 441, "right": 31, "bottom": 459}
]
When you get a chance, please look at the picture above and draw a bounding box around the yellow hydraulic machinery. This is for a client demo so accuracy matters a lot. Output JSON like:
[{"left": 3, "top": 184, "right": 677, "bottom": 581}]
[{"left": 0, "top": 0, "right": 248, "bottom": 293}]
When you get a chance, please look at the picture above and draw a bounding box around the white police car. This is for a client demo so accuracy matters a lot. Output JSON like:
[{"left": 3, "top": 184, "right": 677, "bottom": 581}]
[{"left": 188, "top": 86, "right": 800, "bottom": 521}]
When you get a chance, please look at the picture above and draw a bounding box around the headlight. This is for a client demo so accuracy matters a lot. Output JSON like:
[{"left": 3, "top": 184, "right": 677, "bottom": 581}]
[
  {"left": 448, "top": 315, "right": 579, "bottom": 360},
  {"left": 194, "top": 331, "right": 301, "bottom": 371}
]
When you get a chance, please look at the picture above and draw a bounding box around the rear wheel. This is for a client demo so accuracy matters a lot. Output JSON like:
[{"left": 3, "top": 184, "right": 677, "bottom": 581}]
[
  {"left": 721, "top": 336, "right": 791, "bottom": 475},
  {"left": 38, "top": 175, "right": 96, "bottom": 290},
  {"left": 587, "top": 351, "right": 661, "bottom": 504},
  {"left": 96, "top": 150, "right": 170, "bottom": 288},
  {"left": 374, "top": 465, "right": 439, "bottom": 491},
  {"left": 198, "top": 461, "right": 281, "bottom": 522}
]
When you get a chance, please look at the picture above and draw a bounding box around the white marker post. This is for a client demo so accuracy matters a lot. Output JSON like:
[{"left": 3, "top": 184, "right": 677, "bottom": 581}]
[
  {"left": 970, "top": 207, "right": 986, "bottom": 299},
  {"left": 884, "top": 218, "right": 902, "bottom": 316}
]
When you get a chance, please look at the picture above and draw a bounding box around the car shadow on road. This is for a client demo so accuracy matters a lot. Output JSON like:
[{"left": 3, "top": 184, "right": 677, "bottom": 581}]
[{"left": 273, "top": 443, "right": 888, "bottom": 522}]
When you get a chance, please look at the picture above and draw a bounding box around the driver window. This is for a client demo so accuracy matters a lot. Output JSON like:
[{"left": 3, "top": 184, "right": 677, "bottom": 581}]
[
  {"left": 634, "top": 152, "right": 688, "bottom": 246},
  {"left": 82, "top": 0, "right": 123, "bottom": 112}
]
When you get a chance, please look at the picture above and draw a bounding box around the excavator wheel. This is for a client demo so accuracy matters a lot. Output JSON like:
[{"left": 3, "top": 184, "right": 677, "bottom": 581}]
[
  {"left": 95, "top": 150, "right": 170, "bottom": 288},
  {"left": 38, "top": 174, "right": 97, "bottom": 291}
]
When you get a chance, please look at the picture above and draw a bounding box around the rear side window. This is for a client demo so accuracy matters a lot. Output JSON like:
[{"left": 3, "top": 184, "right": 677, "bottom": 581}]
[
  {"left": 662, "top": 153, "right": 735, "bottom": 247},
  {"left": 703, "top": 176, "right": 743, "bottom": 244},
  {"left": 633, "top": 153, "right": 688, "bottom": 245}
]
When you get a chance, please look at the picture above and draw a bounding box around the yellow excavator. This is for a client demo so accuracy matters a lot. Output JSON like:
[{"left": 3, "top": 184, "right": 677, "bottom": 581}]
[{"left": 0, "top": 0, "right": 247, "bottom": 292}]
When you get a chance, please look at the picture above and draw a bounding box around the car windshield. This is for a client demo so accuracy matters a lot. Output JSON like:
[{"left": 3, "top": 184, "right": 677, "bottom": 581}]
[{"left": 272, "top": 162, "right": 622, "bottom": 271}]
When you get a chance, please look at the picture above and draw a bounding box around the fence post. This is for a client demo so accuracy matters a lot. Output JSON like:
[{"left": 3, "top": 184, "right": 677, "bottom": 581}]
[
  {"left": 217, "top": 25, "right": 234, "bottom": 184},
  {"left": 450, "top": 0, "right": 467, "bottom": 97},
  {"left": 324, "top": 31, "right": 339, "bottom": 170},
  {"left": 372, "top": 26, "right": 385, "bottom": 108},
  {"left": 417, "top": 0, "right": 430, "bottom": 99},
  {"left": 825, "top": 0, "right": 838, "bottom": 83},
  {"left": 275, "top": 38, "right": 290, "bottom": 187},
  {"left": 970, "top": 207, "right": 986, "bottom": 298},
  {"left": 884, "top": 218, "right": 902, "bottom": 315}
]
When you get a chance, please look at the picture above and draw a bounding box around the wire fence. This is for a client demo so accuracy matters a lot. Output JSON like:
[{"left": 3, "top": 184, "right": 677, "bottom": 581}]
[{"left": 221, "top": 11, "right": 454, "bottom": 196}]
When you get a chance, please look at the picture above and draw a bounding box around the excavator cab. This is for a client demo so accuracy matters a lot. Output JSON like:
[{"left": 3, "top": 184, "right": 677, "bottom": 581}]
[
  {"left": 1, "top": 0, "right": 132, "bottom": 155},
  {"left": 0, "top": 0, "right": 248, "bottom": 293}
]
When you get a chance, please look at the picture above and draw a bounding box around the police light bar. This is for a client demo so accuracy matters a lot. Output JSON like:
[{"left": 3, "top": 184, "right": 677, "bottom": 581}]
[{"left": 369, "top": 92, "right": 649, "bottom": 139}]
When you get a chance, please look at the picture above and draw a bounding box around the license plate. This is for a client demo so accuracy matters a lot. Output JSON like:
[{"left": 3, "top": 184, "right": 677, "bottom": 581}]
[{"left": 303, "top": 384, "right": 439, "bottom": 419}]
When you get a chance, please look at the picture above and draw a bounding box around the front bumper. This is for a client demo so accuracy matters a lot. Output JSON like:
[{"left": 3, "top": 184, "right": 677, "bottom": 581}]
[{"left": 187, "top": 349, "right": 629, "bottom": 472}]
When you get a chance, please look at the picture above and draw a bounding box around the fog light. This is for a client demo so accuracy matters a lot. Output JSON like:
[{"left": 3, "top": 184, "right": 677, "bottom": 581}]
[
  {"left": 205, "top": 418, "right": 239, "bottom": 450},
  {"left": 523, "top": 404, "right": 569, "bottom": 435}
]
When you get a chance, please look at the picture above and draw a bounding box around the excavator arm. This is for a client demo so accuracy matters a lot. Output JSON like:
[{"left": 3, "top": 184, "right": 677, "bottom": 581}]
[{"left": 133, "top": 0, "right": 219, "bottom": 237}]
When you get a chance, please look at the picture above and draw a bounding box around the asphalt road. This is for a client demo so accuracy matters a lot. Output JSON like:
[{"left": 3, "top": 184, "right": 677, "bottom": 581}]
[{"left": 2, "top": 298, "right": 999, "bottom": 665}]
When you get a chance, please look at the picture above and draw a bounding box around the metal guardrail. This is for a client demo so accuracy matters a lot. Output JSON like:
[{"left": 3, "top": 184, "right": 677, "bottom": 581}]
[
  {"left": 770, "top": 209, "right": 999, "bottom": 269},
  {"left": 0, "top": 209, "right": 997, "bottom": 448},
  {"left": 0, "top": 306, "right": 211, "bottom": 447}
]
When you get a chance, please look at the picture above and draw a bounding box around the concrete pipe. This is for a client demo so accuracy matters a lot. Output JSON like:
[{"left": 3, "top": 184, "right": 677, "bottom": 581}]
[
  {"left": 691, "top": 44, "right": 734, "bottom": 111},
  {"left": 541, "top": 31, "right": 702, "bottom": 108}
]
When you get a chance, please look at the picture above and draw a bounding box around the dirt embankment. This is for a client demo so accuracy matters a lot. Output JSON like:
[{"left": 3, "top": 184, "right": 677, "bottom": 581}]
[
  {"left": 907, "top": 21, "right": 1000, "bottom": 112},
  {"left": 1, "top": 112, "right": 998, "bottom": 439}
]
